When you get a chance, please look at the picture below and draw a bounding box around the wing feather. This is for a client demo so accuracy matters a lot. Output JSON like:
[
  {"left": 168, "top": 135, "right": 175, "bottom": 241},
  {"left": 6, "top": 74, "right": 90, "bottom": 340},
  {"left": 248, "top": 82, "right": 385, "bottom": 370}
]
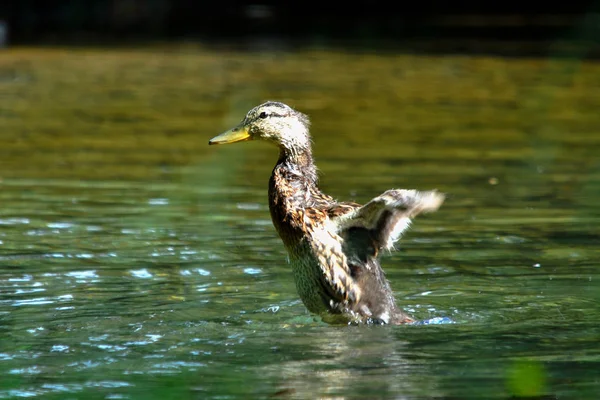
[
  {"left": 333, "top": 189, "right": 444, "bottom": 250},
  {"left": 302, "top": 190, "right": 443, "bottom": 317}
]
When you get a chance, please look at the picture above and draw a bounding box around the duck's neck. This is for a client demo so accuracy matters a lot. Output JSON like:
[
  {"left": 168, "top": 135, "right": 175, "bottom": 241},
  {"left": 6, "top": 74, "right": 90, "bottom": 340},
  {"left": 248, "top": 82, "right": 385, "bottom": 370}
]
[
  {"left": 269, "top": 146, "right": 319, "bottom": 249},
  {"left": 277, "top": 146, "right": 318, "bottom": 185}
]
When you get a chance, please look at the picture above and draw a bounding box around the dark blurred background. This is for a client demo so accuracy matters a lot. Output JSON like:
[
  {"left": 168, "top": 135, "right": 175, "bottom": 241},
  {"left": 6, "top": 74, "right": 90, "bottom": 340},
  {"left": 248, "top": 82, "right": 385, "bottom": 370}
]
[{"left": 1, "top": 1, "right": 600, "bottom": 56}]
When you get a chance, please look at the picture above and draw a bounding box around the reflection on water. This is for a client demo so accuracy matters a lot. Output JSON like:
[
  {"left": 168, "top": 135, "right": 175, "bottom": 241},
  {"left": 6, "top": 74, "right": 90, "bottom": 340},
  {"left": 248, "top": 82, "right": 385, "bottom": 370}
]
[{"left": 1, "top": 47, "right": 599, "bottom": 399}]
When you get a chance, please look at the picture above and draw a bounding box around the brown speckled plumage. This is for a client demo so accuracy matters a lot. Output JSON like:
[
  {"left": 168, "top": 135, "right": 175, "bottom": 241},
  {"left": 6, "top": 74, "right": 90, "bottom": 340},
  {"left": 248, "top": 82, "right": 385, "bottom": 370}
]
[{"left": 209, "top": 101, "right": 444, "bottom": 325}]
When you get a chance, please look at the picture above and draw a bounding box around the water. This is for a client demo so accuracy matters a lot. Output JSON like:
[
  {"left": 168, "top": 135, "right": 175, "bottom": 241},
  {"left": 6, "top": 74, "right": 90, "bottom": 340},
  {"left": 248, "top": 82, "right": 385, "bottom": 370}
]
[{"left": 1, "top": 46, "right": 599, "bottom": 399}]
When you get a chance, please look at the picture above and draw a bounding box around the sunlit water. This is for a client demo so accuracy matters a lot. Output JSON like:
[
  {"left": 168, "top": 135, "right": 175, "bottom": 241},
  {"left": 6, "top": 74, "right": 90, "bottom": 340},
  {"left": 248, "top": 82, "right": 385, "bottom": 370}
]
[{"left": 1, "top": 47, "right": 599, "bottom": 399}]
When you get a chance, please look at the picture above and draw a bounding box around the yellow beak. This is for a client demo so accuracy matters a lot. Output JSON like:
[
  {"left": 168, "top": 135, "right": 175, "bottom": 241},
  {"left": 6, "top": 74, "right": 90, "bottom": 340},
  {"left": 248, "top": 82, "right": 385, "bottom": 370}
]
[{"left": 208, "top": 126, "right": 251, "bottom": 145}]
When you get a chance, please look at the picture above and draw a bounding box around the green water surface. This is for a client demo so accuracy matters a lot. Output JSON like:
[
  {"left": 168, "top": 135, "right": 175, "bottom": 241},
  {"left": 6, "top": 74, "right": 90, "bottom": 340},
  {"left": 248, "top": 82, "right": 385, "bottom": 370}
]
[{"left": 1, "top": 46, "right": 599, "bottom": 399}]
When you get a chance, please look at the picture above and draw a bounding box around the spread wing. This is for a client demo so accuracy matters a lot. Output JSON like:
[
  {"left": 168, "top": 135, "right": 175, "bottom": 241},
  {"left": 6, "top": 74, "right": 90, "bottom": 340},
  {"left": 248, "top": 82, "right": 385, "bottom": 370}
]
[
  {"left": 301, "top": 189, "right": 444, "bottom": 316},
  {"left": 333, "top": 189, "right": 445, "bottom": 251}
]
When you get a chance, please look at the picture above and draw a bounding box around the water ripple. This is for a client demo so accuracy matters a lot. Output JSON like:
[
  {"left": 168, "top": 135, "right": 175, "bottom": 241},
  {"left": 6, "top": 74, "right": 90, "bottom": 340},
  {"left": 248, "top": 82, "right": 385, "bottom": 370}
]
[
  {"left": 130, "top": 269, "right": 153, "bottom": 279},
  {"left": 4, "top": 389, "right": 38, "bottom": 398},
  {"left": 124, "top": 334, "right": 162, "bottom": 346},
  {"left": 65, "top": 270, "right": 99, "bottom": 280},
  {"left": 149, "top": 361, "right": 206, "bottom": 373},
  {"left": 86, "top": 381, "right": 131, "bottom": 388},
  {"left": 13, "top": 294, "right": 73, "bottom": 307},
  {"left": 9, "top": 366, "right": 43, "bottom": 375},
  {"left": 195, "top": 268, "right": 211, "bottom": 276},
  {"left": 12, "top": 298, "right": 54, "bottom": 307},
  {"left": 8, "top": 274, "right": 33, "bottom": 282},
  {"left": 46, "top": 222, "right": 74, "bottom": 229},
  {"left": 243, "top": 267, "right": 262, "bottom": 275},
  {"left": 51, "top": 345, "right": 70, "bottom": 353},
  {"left": 148, "top": 198, "right": 169, "bottom": 205},
  {"left": 0, "top": 217, "right": 30, "bottom": 225},
  {"left": 41, "top": 383, "right": 83, "bottom": 393}
]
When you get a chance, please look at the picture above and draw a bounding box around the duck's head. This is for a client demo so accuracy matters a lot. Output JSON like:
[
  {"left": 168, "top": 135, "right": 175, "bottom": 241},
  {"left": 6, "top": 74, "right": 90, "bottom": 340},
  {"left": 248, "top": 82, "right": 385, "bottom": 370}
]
[{"left": 209, "top": 101, "right": 311, "bottom": 153}]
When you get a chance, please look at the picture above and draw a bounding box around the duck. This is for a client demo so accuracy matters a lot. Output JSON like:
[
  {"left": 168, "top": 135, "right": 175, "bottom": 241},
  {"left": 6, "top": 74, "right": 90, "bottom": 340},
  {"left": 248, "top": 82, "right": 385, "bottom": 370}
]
[{"left": 209, "top": 101, "right": 444, "bottom": 325}]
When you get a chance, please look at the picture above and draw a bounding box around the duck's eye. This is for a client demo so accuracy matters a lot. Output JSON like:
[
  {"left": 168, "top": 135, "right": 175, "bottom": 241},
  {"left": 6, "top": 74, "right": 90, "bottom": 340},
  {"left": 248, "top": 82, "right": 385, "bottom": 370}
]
[{"left": 259, "top": 112, "right": 268, "bottom": 119}]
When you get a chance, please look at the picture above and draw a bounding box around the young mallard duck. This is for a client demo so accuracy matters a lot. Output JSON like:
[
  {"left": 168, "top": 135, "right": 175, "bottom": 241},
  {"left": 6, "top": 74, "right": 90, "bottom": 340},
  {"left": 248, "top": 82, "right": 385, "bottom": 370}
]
[{"left": 209, "top": 101, "right": 444, "bottom": 325}]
